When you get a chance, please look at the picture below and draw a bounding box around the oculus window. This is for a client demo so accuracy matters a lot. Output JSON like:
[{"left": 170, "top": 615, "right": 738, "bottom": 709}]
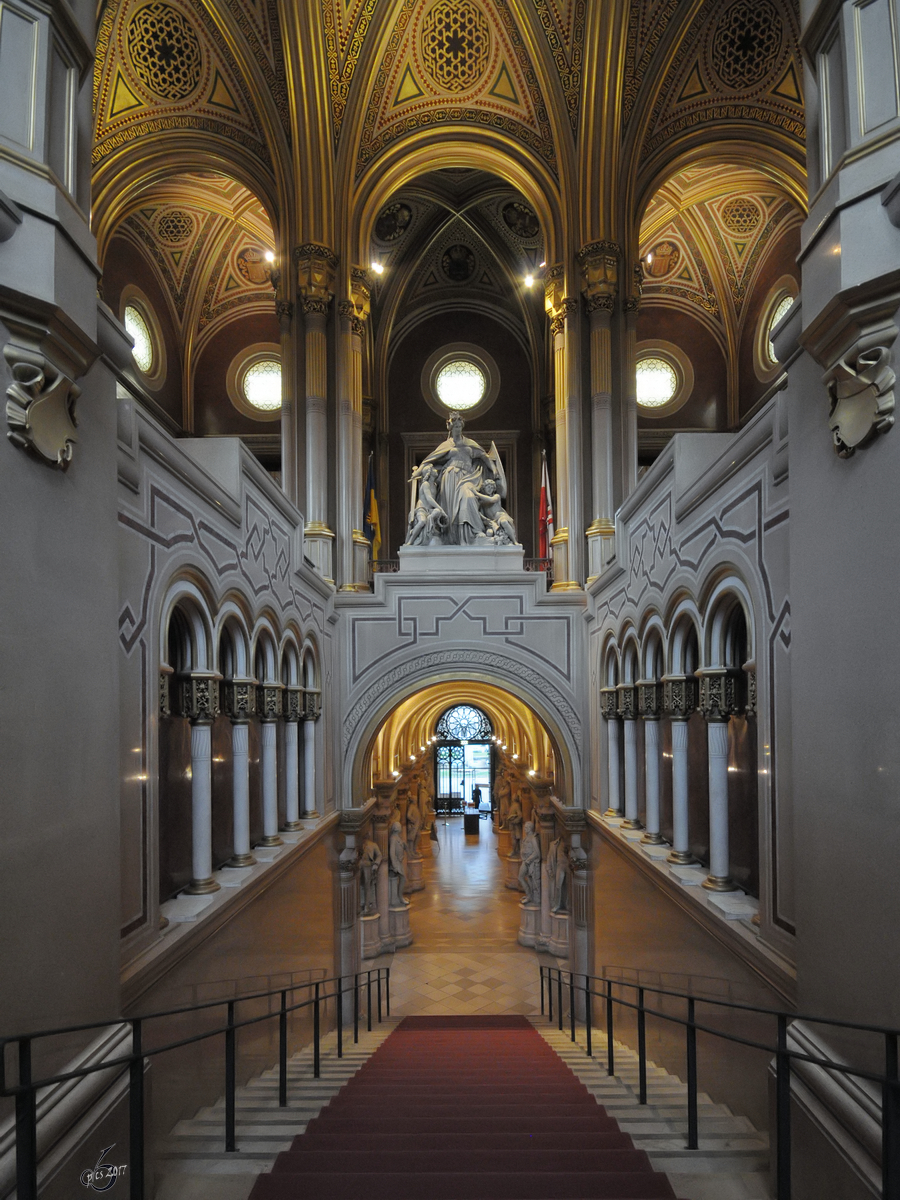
[
  {"left": 421, "top": 343, "right": 500, "bottom": 420},
  {"left": 120, "top": 287, "right": 167, "bottom": 389},
  {"left": 635, "top": 341, "right": 694, "bottom": 418},
  {"left": 124, "top": 306, "right": 153, "bottom": 373},
  {"left": 227, "top": 344, "right": 283, "bottom": 421}
]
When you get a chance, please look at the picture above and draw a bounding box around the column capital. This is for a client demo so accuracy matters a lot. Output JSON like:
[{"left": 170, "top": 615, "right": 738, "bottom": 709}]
[
  {"left": 662, "top": 674, "right": 698, "bottom": 718},
  {"left": 256, "top": 683, "right": 283, "bottom": 720},
  {"left": 302, "top": 687, "right": 322, "bottom": 720},
  {"left": 223, "top": 678, "right": 257, "bottom": 723},
  {"left": 698, "top": 668, "right": 743, "bottom": 721},
  {"left": 599, "top": 686, "right": 618, "bottom": 719},
  {"left": 623, "top": 262, "right": 644, "bottom": 316},
  {"left": 295, "top": 243, "right": 338, "bottom": 312},
  {"left": 636, "top": 680, "right": 661, "bottom": 718},
  {"left": 159, "top": 667, "right": 173, "bottom": 717},
  {"left": 179, "top": 673, "right": 220, "bottom": 724},
  {"left": 577, "top": 240, "right": 619, "bottom": 314},
  {"left": 616, "top": 682, "right": 636, "bottom": 720},
  {"left": 544, "top": 266, "right": 578, "bottom": 335},
  {"left": 283, "top": 684, "right": 303, "bottom": 722}
]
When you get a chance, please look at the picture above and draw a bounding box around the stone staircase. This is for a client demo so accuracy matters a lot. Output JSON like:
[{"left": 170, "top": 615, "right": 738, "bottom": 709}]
[
  {"left": 538, "top": 1024, "right": 772, "bottom": 1200},
  {"left": 152, "top": 1021, "right": 398, "bottom": 1200}
]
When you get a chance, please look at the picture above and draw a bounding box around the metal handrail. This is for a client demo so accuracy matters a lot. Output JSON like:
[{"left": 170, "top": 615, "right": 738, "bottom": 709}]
[
  {"left": 1, "top": 967, "right": 390, "bottom": 1200},
  {"left": 540, "top": 965, "right": 900, "bottom": 1200}
]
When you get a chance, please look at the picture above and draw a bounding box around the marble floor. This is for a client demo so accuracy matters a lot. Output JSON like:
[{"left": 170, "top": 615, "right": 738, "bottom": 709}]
[{"left": 374, "top": 815, "right": 556, "bottom": 1016}]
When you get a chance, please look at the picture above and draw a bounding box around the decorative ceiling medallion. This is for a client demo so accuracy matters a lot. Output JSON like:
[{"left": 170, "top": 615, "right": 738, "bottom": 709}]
[
  {"left": 711, "top": 0, "right": 783, "bottom": 91},
  {"left": 421, "top": 0, "right": 491, "bottom": 93},
  {"left": 375, "top": 203, "right": 413, "bottom": 242},
  {"left": 645, "top": 240, "right": 680, "bottom": 277},
  {"left": 236, "top": 246, "right": 271, "bottom": 284},
  {"left": 721, "top": 197, "right": 762, "bottom": 235},
  {"left": 442, "top": 243, "right": 476, "bottom": 282},
  {"left": 501, "top": 201, "right": 539, "bottom": 239},
  {"left": 157, "top": 209, "right": 194, "bottom": 243},
  {"left": 127, "top": 3, "right": 202, "bottom": 101}
]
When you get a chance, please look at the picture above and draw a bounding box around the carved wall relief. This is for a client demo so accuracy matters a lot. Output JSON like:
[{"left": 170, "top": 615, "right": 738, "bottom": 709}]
[{"left": 5, "top": 347, "right": 79, "bottom": 469}]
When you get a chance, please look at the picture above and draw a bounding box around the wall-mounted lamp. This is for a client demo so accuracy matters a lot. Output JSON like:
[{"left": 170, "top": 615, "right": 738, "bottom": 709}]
[{"left": 371, "top": 260, "right": 385, "bottom": 275}]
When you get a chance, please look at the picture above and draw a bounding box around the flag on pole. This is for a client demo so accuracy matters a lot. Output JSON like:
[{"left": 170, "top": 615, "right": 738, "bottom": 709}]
[
  {"left": 364, "top": 452, "right": 381, "bottom": 560},
  {"left": 538, "top": 451, "right": 554, "bottom": 559}
]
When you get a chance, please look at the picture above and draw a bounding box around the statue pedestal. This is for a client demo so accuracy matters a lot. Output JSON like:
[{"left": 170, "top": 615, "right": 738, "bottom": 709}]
[
  {"left": 407, "top": 854, "right": 424, "bottom": 892},
  {"left": 518, "top": 901, "right": 541, "bottom": 947},
  {"left": 497, "top": 829, "right": 511, "bottom": 858},
  {"left": 549, "top": 911, "right": 570, "bottom": 957},
  {"left": 398, "top": 545, "right": 525, "bottom": 575},
  {"left": 361, "top": 912, "right": 381, "bottom": 959},
  {"left": 389, "top": 903, "right": 412, "bottom": 947},
  {"left": 420, "top": 829, "right": 434, "bottom": 857},
  {"left": 506, "top": 854, "right": 523, "bottom": 890}
]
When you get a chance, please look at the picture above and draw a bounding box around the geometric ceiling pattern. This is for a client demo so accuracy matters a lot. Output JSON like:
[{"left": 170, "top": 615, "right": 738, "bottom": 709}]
[
  {"left": 109, "top": 173, "right": 275, "bottom": 345},
  {"left": 639, "top": 164, "right": 802, "bottom": 346},
  {"left": 529, "top": 0, "right": 586, "bottom": 134},
  {"left": 639, "top": 0, "right": 804, "bottom": 164},
  {"left": 356, "top": 0, "right": 557, "bottom": 178}
]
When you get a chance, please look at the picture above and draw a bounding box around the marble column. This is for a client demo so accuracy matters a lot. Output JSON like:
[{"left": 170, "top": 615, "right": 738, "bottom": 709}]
[
  {"left": 618, "top": 684, "right": 642, "bottom": 830},
  {"left": 302, "top": 688, "right": 321, "bottom": 818},
  {"left": 296, "top": 244, "right": 337, "bottom": 582},
  {"left": 257, "top": 683, "right": 283, "bottom": 847},
  {"left": 282, "top": 685, "right": 303, "bottom": 831},
  {"left": 663, "top": 675, "right": 698, "bottom": 865},
  {"left": 544, "top": 268, "right": 583, "bottom": 590},
  {"left": 578, "top": 242, "right": 619, "bottom": 582},
  {"left": 638, "top": 681, "right": 664, "bottom": 844},
  {"left": 224, "top": 679, "right": 256, "bottom": 867},
  {"left": 336, "top": 268, "right": 372, "bottom": 592},
  {"left": 699, "top": 670, "right": 742, "bottom": 891},
  {"left": 600, "top": 687, "right": 622, "bottom": 816},
  {"left": 622, "top": 267, "right": 642, "bottom": 499},
  {"left": 275, "top": 292, "right": 297, "bottom": 507},
  {"left": 181, "top": 675, "right": 221, "bottom": 894}
]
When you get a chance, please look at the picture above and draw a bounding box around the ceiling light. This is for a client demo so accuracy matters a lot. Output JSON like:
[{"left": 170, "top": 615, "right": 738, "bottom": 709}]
[
  {"left": 524, "top": 274, "right": 534, "bottom": 287},
  {"left": 264, "top": 250, "right": 275, "bottom": 263},
  {"left": 539, "top": 261, "right": 546, "bottom": 268},
  {"left": 529, "top": 769, "right": 536, "bottom": 776},
  {"left": 512, "top": 753, "right": 518, "bottom": 759},
  {"left": 371, "top": 260, "right": 384, "bottom": 275}
]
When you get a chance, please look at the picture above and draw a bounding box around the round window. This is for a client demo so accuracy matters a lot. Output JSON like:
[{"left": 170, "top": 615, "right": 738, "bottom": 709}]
[
  {"left": 124, "top": 306, "right": 154, "bottom": 373},
  {"left": 226, "top": 343, "right": 283, "bottom": 422},
  {"left": 242, "top": 359, "right": 282, "bottom": 412},
  {"left": 435, "top": 360, "right": 486, "bottom": 410},
  {"left": 420, "top": 342, "right": 500, "bottom": 420},
  {"left": 766, "top": 294, "right": 794, "bottom": 364},
  {"left": 636, "top": 357, "right": 678, "bottom": 409}
]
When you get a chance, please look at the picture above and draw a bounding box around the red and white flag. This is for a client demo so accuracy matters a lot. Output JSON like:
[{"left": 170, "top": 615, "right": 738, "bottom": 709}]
[{"left": 538, "top": 452, "right": 554, "bottom": 559}]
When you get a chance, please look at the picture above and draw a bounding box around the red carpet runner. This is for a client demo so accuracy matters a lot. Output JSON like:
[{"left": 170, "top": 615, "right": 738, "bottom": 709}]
[{"left": 248, "top": 1015, "right": 682, "bottom": 1199}]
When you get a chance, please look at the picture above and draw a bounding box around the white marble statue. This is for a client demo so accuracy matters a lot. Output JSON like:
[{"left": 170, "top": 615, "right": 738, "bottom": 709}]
[
  {"left": 388, "top": 820, "right": 408, "bottom": 905},
  {"left": 518, "top": 821, "right": 542, "bottom": 904},
  {"left": 495, "top": 770, "right": 511, "bottom": 828},
  {"left": 403, "top": 411, "right": 519, "bottom": 547},
  {"left": 359, "top": 838, "right": 382, "bottom": 914}
]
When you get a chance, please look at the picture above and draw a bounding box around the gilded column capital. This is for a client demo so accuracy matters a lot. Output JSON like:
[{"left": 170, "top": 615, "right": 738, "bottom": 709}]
[
  {"left": 697, "top": 669, "right": 744, "bottom": 721},
  {"left": 295, "top": 244, "right": 338, "bottom": 313},
  {"left": 623, "top": 262, "right": 644, "bottom": 316},
  {"left": 577, "top": 241, "right": 619, "bottom": 314}
]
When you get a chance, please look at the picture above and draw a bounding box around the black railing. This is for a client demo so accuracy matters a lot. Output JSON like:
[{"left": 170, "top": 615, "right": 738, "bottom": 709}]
[
  {"left": 523, "top": 557, "right": 552, "bottom": 575},
  {"left": 540, "top": 965, "right": 900, "bottom": 1200},
  {"left": 0, "top": 967, "right": 390, "bottom": 1200}
]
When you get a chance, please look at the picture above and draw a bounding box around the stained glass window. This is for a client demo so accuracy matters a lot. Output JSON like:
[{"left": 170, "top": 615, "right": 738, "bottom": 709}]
[
  {"left": 767, "top": 295, "right": 794, "bottom": 363},
  {"left": 436, "top": 704, "right": 492, "bottom": 740},
  {"left": 435, "top": 360, "right": 486, "bottom": 410},
  {"left": 636, "top": 356, "right": 678, "bottom": 408}
]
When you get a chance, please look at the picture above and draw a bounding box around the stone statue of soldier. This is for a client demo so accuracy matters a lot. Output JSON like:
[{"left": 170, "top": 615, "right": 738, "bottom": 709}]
[
  {"left": 518, "top": 822, "right": 542, "bottom": 905},
  {"left": 546, "top": 836, "right": 569, "bottom": 913},
  {"left": 406, "top": 796, "right": 423, "bottom": 855},
  {"left": 507, "top": 797, "right": 523, "bottom": 856},
  {"left": 359, "top": 838, "right": 382, "bottom": 914},
  {"left": 388, "top": 820, "right": 408, "bottom": 906}
]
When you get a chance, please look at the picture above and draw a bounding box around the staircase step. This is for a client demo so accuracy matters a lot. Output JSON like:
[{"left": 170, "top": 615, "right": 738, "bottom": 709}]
[{"left": 250, "top": 1172, "right": 680, "bottom": 1199}]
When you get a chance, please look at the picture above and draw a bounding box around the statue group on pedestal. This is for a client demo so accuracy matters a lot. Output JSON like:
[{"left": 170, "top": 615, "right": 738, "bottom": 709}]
[{"left": 404, "top": 412, "right": 520, "bottom": 548}]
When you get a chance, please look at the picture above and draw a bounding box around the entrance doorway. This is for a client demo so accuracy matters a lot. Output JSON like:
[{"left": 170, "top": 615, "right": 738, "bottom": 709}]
[{"left": 434, "top": 704, "right": 493, "bottom": 814}]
